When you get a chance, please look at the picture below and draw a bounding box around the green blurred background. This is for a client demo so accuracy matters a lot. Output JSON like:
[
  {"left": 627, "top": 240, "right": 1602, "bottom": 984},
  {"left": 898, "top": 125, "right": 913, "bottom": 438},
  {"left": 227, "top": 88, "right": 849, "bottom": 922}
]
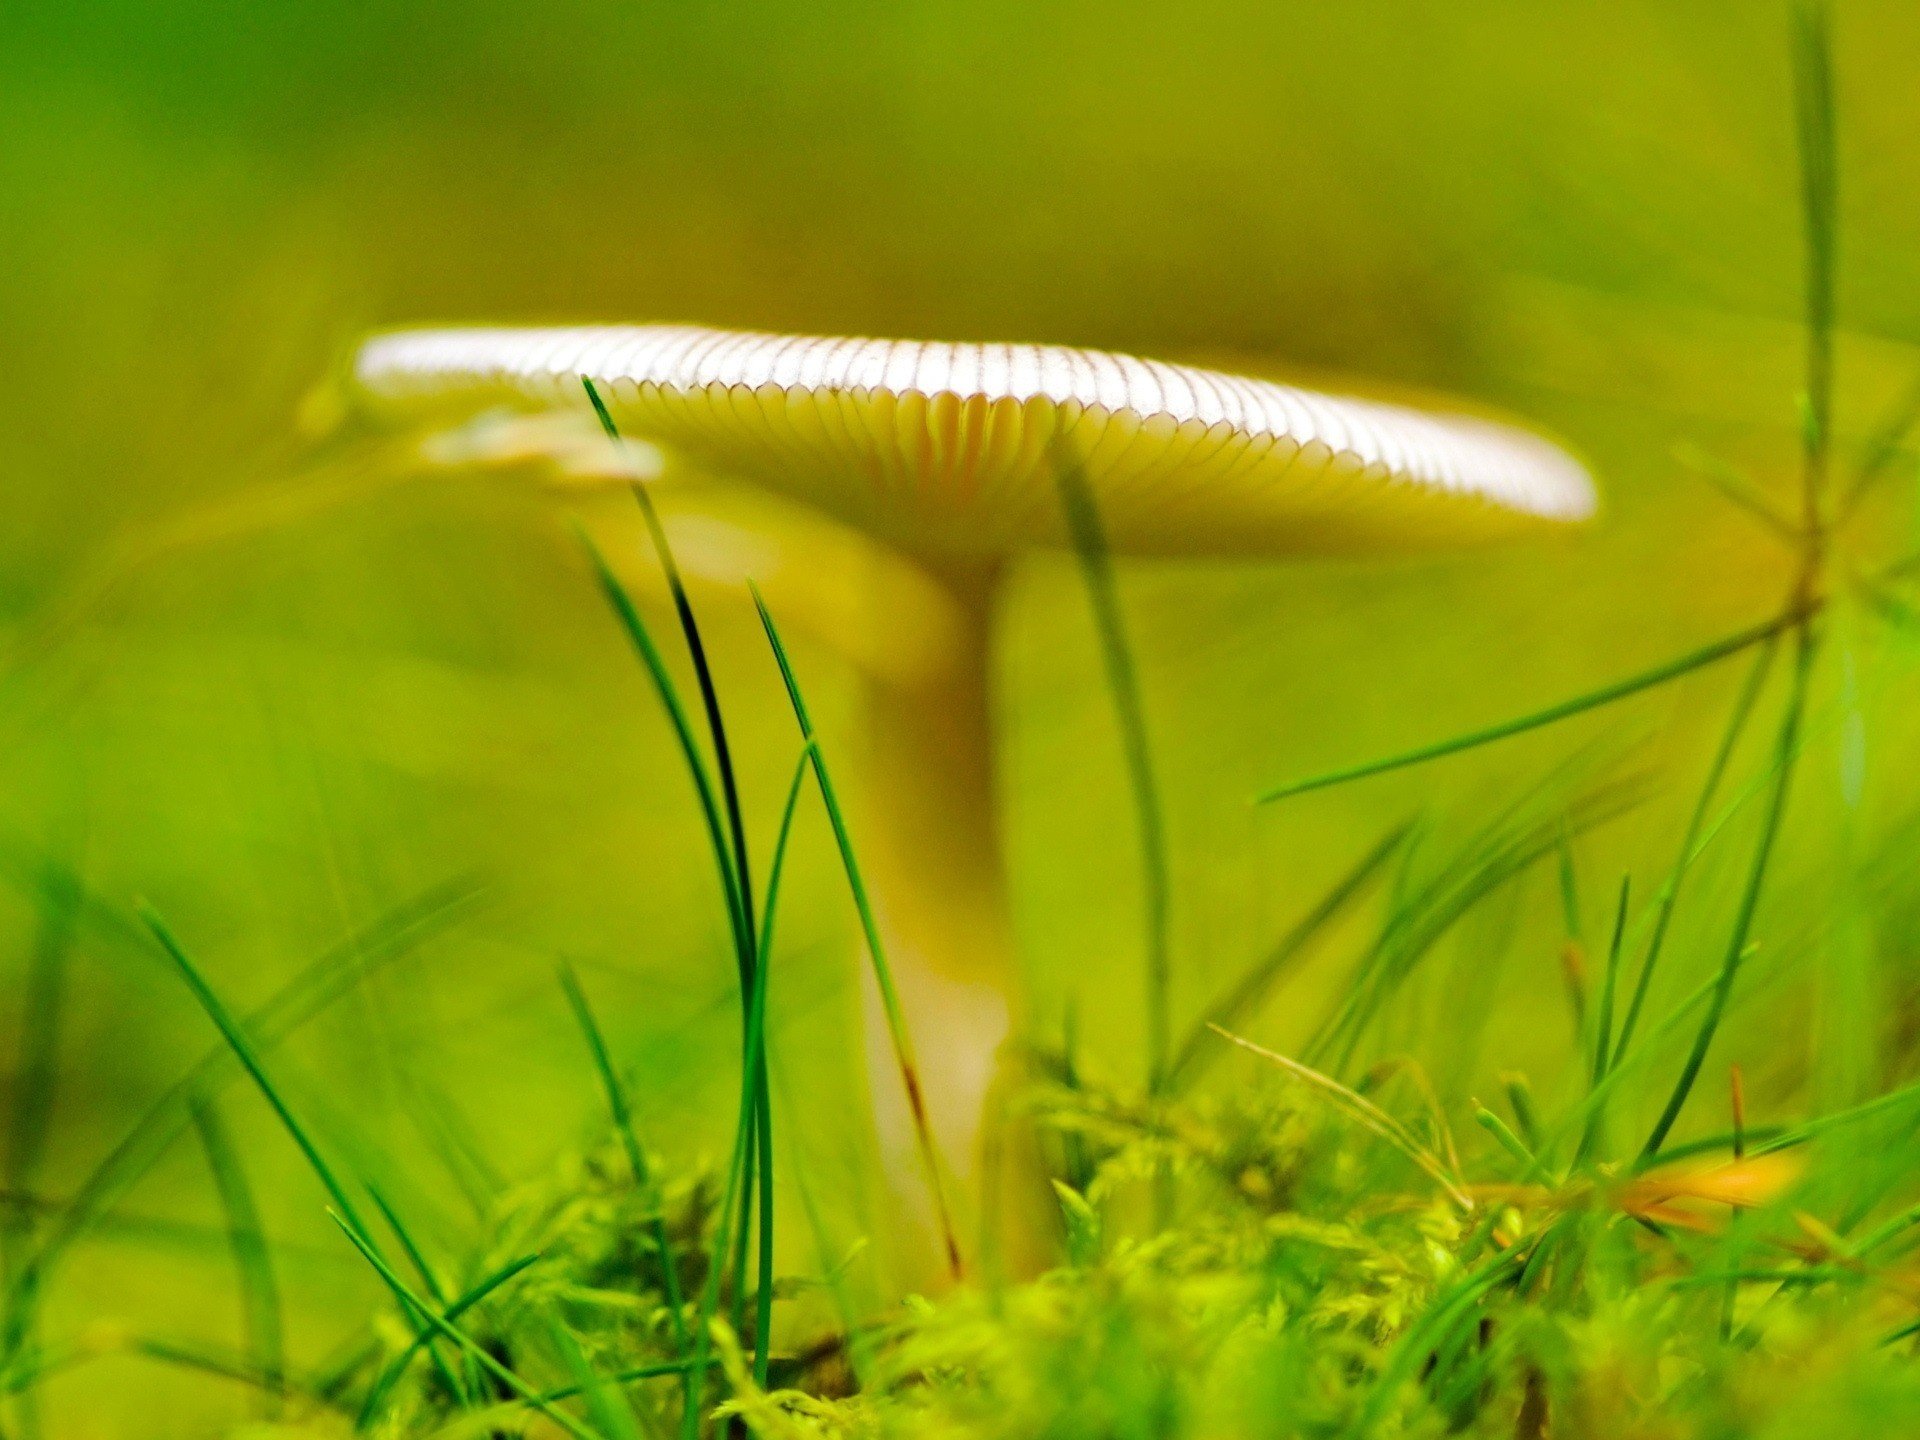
[{"left": 5, "top": 2, "right": 1920, "bottom": 1432}]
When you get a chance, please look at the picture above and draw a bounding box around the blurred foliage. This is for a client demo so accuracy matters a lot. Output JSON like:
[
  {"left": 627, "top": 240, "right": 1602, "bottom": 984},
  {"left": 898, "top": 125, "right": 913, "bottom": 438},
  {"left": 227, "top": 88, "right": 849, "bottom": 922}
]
[{"left": 6, "top": 1, "right": 1920, "bottom": 1434}]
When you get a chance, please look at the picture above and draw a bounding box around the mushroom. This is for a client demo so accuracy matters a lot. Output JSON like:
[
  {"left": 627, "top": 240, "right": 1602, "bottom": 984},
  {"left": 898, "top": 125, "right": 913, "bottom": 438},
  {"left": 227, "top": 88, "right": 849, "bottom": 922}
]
[{"left": 353, "top": 324, "right": 1595, "bottom": 1264}]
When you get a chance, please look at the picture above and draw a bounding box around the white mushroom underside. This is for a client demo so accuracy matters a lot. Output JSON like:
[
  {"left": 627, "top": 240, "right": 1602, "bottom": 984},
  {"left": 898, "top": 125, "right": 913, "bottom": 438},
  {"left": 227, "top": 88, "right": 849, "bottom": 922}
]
[{"left": 356, "top": 324, "right": 1595, "bottom": 556}]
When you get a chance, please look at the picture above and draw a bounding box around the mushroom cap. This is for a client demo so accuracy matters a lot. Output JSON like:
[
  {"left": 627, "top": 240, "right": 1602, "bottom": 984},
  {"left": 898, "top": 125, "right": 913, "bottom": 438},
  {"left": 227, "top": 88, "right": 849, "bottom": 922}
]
[{"left": 355, "top": 324, "right": 1595, "bottom": 558}]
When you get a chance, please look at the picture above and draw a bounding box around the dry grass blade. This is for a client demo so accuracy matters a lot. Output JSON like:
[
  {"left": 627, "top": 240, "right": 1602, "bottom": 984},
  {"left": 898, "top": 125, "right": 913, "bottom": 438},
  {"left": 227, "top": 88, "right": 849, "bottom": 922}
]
[{"left": 1209, "top": 1026, "right": 1470, "bottom": 1210}]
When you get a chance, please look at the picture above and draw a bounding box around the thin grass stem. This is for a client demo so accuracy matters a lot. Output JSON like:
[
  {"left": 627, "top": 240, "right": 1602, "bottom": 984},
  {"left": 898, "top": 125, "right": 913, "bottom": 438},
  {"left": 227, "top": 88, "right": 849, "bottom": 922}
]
[
  {"left": 750, "top": 585, "right": 962, "bottom": 1280},
  {"left": 1053, "top": 441, "right": 1173, "bottom": 1097},
  {"left": 1257, "top": 614, "right": 1795, "bottom": 804}
]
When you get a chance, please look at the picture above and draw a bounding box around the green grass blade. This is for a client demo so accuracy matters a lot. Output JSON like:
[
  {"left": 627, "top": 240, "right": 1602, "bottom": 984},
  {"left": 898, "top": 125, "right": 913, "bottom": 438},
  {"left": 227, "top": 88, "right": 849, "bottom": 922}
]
[
  {"left": 1642, "top": 624, "right": 1817, "bottom": 1160},
  {"left": 1212, "top": 1026, "right": 1470, "bottom": 1210},
  {"left": 583, "top": 380, "right": 757, "bottom": 971},
  {"left": 1573, "top": 876, "right": 1631, "bottom": 1167},
  {"left": 357, "top": 1250, "right": 542, "bottom": 1425},
  {"left": 557, "top": 960, "right": 692, "bottom": 1394},
  {"left": 1256, "top": 614, "right": 1791, "bottom": 804},
  {"left": 141, "top": 906, "right": 369, "bottom": 1239},
  {"left": 744, "top": 747, "right": 810, "bottom": 1391},
  {"left": 1593, "top": 876, "right": 1630, "bottom": 1085},
  {"left": 694, "top": 746, "right": 811, "bottom": 1423},
  {"left": 749, "top": 584, "right": 963, "bottom": 1281},
  {"left": 365, "top": 1183, "right": 446, "bottom": 1303},
  {"left": 1612, "top": 636, "right": 1777, "bottom": 1064},
  {"left": 1672, "top": 443, "right": 1800, "bottom": 543},
  {"left": 330, "top": 1214, "right": 600, "bottom": 1440},
  {"left": 1165, "top": 822, "right": 1407, "bottom": 1093},
  {"left": 188, "top": 1095, "right": 286, "bottom": 1416},
  {"left": 1054, "top": 440, "right": 1174, "bottom": 1095},
  {"left": 2, "top": 876, "right": 479, "bottom": 1365},
  {"left": 576, "top": 527, "right": 748, "bottom": 959},
  {"left": 547, "top": 1314, "right": 644, "bottom": 1440},
  {"left": 1838, "top": 366, "right": 1920, "bottom": 519},
  {"left": 143, "top": 907, "right": 469, "bottom": 1399}
]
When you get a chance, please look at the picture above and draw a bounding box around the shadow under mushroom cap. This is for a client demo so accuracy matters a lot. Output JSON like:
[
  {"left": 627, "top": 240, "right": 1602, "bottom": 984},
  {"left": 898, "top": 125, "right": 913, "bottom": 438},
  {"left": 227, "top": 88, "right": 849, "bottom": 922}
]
[{"left": 356, "top": 324, "right": 1597, "bottom": 558}]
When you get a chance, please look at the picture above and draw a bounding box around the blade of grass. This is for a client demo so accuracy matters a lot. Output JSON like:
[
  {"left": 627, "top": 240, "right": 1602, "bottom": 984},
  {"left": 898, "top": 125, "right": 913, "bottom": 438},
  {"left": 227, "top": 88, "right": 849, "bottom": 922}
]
[
  {"left": 557, "top": 960, "right": 692, "bottom": 1394},
  {"left": 1211, "top": 1026, "right": 1470, "bottom": 1210},
  {"left": 331, "top": 1214, "right": 601, "bottom": 1440},
  {"left": 584, "top": 379, "right": 756, "bottom": 942},
  {"left": 141, "top": 907, "right": 368, "bottom": 1239},
  {"left": 1053, "top": 440, "right": 1173, "bottom": 1097},
  {"left": 141, "top": 907, "right": 463, "bottom": 1399},
  {"left": 582, "top": 385, "right": 778, "bottom": 1421},
  {"left": 681, "top": 745, "right": 813, "bottom": 1434},
  {"left": 1838, "top": 367, "right": 1920, "bottom": 520},
  {"left": 1642, "top": 623, "right": 1816, "bottom": 1160},
  {"left": 749, "top": 585, "right": 962, "bottom": 1280},
  {"left": 1320, "top": 770, "right": 1649, "bottom": 1078},
  {"left": 575, "top": 528, "right": 748, "bottom": 961},
  {"left": 1612, "top": 636, "right": 1778, "bottom": 1063},
  {"left": 1672, "top": 443, "right": 1800, "bottom": 544},
  {"left": 547, "top": 1315, "right": 644, "bottom": 1440},
  {"left": 358, "top": 1251, "right": 542, "bottom": 1425},
  {"left": 1165, "top": 822, "right": 1408, "bottom": 1092},
  {"left": 188, "top": 1095, "right": 286, "bottom": 1417},
  {"left": 1, "top": 876, "right": 479, "bottom": 1366},
  {"left": 1256, "top": 613, "right": 1794, "bottom": 804},
  {"left": 1573, "top": 877, "right": 1631, "bottom": 1167}
]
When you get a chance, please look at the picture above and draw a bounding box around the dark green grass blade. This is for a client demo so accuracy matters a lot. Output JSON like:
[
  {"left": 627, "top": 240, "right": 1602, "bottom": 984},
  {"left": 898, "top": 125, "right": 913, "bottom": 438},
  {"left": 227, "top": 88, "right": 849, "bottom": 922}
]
[
  {"left": 365, "top": 1181, "right": 474, "bottom": 1406},
  {"left": 141, "top": 906, "right": 369, "bottom": 1238},
  {"left": 1593, "top": 876, "right": 1631, "bottom": 1084},
  {"left": 1, "top": 876, "right": 478, "bottom": 1362},
  {"left": 1612, "top": 637, "right": 1778, "bottom": 1064},
  {"left": 1341, "top": 1243, "right": 1527, "bottom": 1440},
  {"left": 557, "top": 960, "right": 692, "bottom": 1392},
  {"left": 690, "top": 745, "right": 809, "bottom": 1422},
  {"left": 531, "top": 1360, "right": 691, "bottom": 1405},
  {"left": 557, "top": 962, "right": 654, "bottom": 1190},
  {"left": 577, "top": 527, "right": 748, "bottom": 956},
  {"left": 1642, "top": 626, "right": 1817, "bottom": 1160},
  {"left": 750, "top": 584, "right": 962, "bottom": 1280},
  {"left": 1572, "top": 877, "right": 1631, "bottom": 1167},
  {"left": 331, "top": 1214, "right": 601, "bottom": 1440},
  {"left": 357, "top": 1250, "right": 541, "bottom": 1425},
  {"left": 683, "top": 852, "right": 780, "bottom": 1440},
  {"left": 1256, "top": 614, "right": 1791, "bottom": 804},
  {"left": 365, "top": 1183, "right": 446, "bottom": 1303},
  {"left": 583, "top": 380, "right": 757, "bottom": 969},
  {"left": 188, "top": 1095, "right": 286, "bottom": 1415},
  {"left": 581, "top": 388, "right": 775, "bottom": 1401},
  {"left": 672, "top": 744, "right": 813, "bottom": 1440},
  {"left": 3, "top": 869, "right": 74, "bottom": 1221},
  {"left": 1313, "top": 763, "right": 1649, "bottom": 1077},
  {"left": 140, "top": 908, "right": 465, "bottom": 1400},
  {"left": 744, "top": 747, "right": 813, "bottom": 1392},
  {"left": 1054, "top": 440, "right": 1174, "bottom": 1094},
  {"left": 1165, "top": 822, "right": 1408, "bottom": 1093}
]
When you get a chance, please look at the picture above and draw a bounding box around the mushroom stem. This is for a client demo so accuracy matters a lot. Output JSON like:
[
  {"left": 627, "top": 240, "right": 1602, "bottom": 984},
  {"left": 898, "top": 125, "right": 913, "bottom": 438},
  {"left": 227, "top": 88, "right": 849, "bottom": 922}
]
[{"left": 853, "top": 557, "right": 1036, "bottom": 1275}]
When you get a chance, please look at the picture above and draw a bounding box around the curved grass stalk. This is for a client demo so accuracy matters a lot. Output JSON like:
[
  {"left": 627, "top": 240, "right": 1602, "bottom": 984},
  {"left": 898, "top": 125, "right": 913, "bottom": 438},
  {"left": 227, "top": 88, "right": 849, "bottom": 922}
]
[{"left": 751, "top": 585, "right": 963, "bottom": 1281}]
